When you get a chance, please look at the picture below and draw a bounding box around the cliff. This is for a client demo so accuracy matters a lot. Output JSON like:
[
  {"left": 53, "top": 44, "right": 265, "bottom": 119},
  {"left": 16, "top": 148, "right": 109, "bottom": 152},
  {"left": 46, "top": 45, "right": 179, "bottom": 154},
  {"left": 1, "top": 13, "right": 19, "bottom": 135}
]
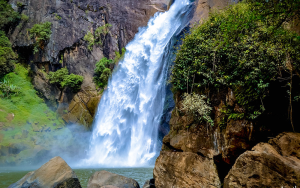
[{"left": 8, "top": 0, "right": 171, "bottom": 126}]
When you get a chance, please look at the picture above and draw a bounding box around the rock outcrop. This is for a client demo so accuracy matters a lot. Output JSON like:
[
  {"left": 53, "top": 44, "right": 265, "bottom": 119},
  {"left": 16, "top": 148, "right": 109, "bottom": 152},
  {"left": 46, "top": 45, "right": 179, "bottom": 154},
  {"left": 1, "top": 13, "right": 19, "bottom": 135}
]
[
  {"left": 8, "top": 0, "right": 172, "bottom": 126},
  {"left": 8, "top": 156, "right": 81, "bottom": 188},
  {"left": 224, "top": 132, "right": 300, "bottom": 188},
  {"left": 154, "top": 151, "right": 221, "bottom": 188},
  {"left": 142, "top": 179, "right": 155, "bottom": 188},
  {"left": 87, "top": 170, "right": 139, "bottom": 188}
]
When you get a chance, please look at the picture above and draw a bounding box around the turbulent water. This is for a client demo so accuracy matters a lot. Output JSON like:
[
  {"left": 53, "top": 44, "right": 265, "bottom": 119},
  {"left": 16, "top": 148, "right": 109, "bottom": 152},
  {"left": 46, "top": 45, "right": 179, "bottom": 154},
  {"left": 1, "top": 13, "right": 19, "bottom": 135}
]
[{"left": 84, "top": 0, "right": 193, "bottom": 167}]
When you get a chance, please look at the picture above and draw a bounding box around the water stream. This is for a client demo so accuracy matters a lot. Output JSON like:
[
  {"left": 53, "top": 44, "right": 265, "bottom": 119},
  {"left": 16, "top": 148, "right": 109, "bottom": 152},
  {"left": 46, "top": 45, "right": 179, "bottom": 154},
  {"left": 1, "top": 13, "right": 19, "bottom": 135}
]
[{"left": 84, "top": 0, "right": 193, "bottom": 167}]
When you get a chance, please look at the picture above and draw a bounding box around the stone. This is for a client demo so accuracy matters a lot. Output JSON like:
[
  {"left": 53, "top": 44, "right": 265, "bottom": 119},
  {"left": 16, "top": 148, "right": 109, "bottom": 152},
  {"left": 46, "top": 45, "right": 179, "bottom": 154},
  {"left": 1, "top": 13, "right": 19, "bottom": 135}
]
[
  {"left": 153, "top": 151, "right": 221, "bottom": 188},
  {"left": 87, "top": 170, "right": 140, "bottom": 188},
  {"left": 8, "top": 156, "right": 82, "bottom": 188},
  {"left": 142, "top": 179, "right": 155, "bottom": 188},
  {"left": 224, "top": 132, "right": 300, "bottom": 188}
]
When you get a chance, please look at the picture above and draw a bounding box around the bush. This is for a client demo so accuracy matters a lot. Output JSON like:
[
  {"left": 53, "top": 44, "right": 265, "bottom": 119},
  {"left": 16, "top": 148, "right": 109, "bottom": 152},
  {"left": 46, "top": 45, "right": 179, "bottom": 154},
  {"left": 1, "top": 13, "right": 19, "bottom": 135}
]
[
  {"left": 48, "top": 68, "right": 68, "bottom": 85},
  {"left": 181, "top": 93, "right": 213, "bottom": 126},
  {"left": 94, "top": 57, "right": 113, "bottom": 87},
  {"left": 171, "top": 3, "right": 300, "bottom": 120},
  {"left": 0, "top": 0, "right": 20, "bottom": 29},
  {"left": 48, "top": 68, "right": 83, "bottom": 91},
  {"left": 29, "top": 22, "right": 52, "bottom": 54},
  {"left": 0, "top": 78, "right": 20, "bottom": 98},
  {"left": 61, "top": 74, "right": 83, "bottom": 92},
  {"left": 0, "top": 30, "right": 16, "bottom": 77},
  {"left": 84, "top": 23, "right": 112, "bottom": 51},
  {"left": 21, "top": 13, "right": 29, "bottom": 22}
]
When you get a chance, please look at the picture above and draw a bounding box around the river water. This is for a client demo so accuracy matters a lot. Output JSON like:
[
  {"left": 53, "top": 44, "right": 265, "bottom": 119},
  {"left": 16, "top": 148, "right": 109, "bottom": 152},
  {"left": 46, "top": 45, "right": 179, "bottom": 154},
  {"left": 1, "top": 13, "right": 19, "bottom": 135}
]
[{"left": 0, "top": 167, "right": 153, "bottom": 188}]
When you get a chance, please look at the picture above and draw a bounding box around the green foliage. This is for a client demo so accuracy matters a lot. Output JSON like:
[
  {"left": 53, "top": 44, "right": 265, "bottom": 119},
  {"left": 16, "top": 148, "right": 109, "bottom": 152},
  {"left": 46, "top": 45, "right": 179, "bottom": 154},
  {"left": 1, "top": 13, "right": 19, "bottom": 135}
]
[
  {"left": 181, "top": 93, "right": 213, "bottom": 126},
  {"left": 48, "top": 68, "right": 83, "bottom": 91},
  {"left": 84, "top": 23, "right": 112, "bottom": 51},
  {"left": 29, "top": 22, "right": 52, "bottom": 54},
  {"left": 114, "top": 47, "right": 126, "bottom": 63},
  {"left": 17, "top": 2, "right": 23, "bottom": 7},
  {"left": 61, "top": 74, "right": 83, "bottom": 92},
  {"left": 21, "top": 13, "right": 29, "bottom": 22},
  {"left": 0, "top": 63, "right": 64, "bottom": 127},
  {"left": 0, "top": 0, "right": 20, "bottom": 29},
  {"left": 84, "top": 31, "right": 94, "bottom": 51},
  {"left": 0, "top": 78, "right": 20, "bottom": 98},
  {"left": 53, "top": 13, "right": 62, "bottom": 20},
  {"left": 0, "top": 30, "right": 16, "bottom": 77},
  {"left": 48, "top": 68, "right": 68, "bottom": 85},
  {"left": 247, "top": 0, "right": 300, "bottom": 28},
  {"left": 171, "top": 3, "right": 300, "bottom": 120},
  {"left": 94, "top": 57, "right": 113, "bottom": 87}
]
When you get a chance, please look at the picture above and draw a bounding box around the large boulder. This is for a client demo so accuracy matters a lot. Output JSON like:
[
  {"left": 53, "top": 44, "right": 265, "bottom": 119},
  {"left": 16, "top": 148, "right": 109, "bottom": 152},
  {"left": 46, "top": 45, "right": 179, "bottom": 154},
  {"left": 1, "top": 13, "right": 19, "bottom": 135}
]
[
  {"left": 224, "top": 132, "right": 300, "bottom": 188},
  {"left": 87, "top": 170, "right": 140, "bottom": 188},
  {"left": 153, "top": 151, "right": 221, "bottom": 188},
  {"left": 142, "top": 179, "right": 155, "bottom": 188},
  {"left": 8, "top": 156, "right": 81, "bottom": 188}
]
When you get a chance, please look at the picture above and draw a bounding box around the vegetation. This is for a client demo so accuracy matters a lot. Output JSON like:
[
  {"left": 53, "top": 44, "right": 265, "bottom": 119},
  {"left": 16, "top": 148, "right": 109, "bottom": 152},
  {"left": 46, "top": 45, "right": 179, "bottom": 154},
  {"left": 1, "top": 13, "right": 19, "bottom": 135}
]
[
  {"left": 94, "top": 47, "right": 126, "bottom": 88},
  {"left": 0, "top": 0, "right": 20, "bottom": 29},
  {"left": 171, "top": 2, "right": 300, "bottom": 125},
  {"left": 0, "top": 31, "right": 16, "bottom": 78},
  {"left": 29, "top": 22, "right": 52, "bottom": 54},
  {"left": 0, "top": 63, "right": 64, "bottom": 127},
  {"left": 84, "top": 23, "right": 112, "bottom": 51},
  {"left": 181, "top": 93, "right": 213, "bottom": 126},
  {"left": 21, "top": 13, "right": 29, "bottom": 22},
  {"left": 48, "top": 68, "right": 83, "bottom": 92},
  {"left": 0, "top": 78, "right": 20, "bottom": 98},
  {"left": 94, "top": 57, "right": 113, "bottom": 87}
]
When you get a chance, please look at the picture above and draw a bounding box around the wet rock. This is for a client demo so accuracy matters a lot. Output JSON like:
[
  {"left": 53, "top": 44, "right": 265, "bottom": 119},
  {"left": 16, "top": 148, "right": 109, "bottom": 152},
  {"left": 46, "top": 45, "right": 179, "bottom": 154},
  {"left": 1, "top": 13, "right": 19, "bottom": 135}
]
[
  {"left": 8, "top": 156, "right": 82, "bottom": 188},
  {"left": 153, "top": 151, "right": 221, "bottom": 188},
  {"left": 224, "top": 132, "right": 300, "bottom": 188},
  {"left": 87, "top": 170, "right": 140, "bottom": 188},
  {"left": 142, "top": 179, "right": 155, "bottom": 188}
]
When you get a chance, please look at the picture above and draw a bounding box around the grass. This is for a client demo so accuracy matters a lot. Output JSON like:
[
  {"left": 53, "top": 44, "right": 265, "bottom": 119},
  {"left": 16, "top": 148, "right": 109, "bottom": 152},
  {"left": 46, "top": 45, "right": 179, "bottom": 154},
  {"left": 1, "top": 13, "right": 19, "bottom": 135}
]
[{"left": 0, "top": 64, "right": 65, "bottom": 162}]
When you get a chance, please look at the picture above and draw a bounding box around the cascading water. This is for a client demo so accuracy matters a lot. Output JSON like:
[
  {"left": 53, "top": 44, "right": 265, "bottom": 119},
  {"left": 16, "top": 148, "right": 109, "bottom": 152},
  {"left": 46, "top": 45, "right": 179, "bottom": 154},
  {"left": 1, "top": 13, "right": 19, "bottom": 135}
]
[{"left": 84, "top": 0, "right": 193, "bottom": 167}]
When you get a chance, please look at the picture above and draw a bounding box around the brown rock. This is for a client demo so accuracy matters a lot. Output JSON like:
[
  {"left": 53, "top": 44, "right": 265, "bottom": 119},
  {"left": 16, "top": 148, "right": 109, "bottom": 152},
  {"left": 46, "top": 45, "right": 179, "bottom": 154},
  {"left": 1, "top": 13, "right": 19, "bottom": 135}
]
[
  {"left": 87, "top": 170, "right": 139, "bottom": 188},
  {"left": 8, "top": 156, "right": 81, "bottom": 188},
  {"left": 224, "top": 132, "right": 300, "bottom": 188},
  {"left": 153, "top": 151, "right": 221, "bottom": 188}
]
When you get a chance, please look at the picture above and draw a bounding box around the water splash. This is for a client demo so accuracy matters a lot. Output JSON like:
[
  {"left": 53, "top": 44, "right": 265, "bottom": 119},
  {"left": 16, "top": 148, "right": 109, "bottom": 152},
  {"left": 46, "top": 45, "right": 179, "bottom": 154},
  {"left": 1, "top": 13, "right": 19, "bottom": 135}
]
[{"left": 84, "top": 0, "right": 192, "bottom": 167}]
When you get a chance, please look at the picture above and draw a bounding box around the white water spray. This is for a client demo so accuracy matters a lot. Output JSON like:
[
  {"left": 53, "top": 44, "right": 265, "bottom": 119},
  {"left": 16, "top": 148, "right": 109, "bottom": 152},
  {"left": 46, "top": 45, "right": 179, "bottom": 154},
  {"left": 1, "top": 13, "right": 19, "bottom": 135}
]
[{"left": 84, "top": 0, "right": 192, "bottom": 167}]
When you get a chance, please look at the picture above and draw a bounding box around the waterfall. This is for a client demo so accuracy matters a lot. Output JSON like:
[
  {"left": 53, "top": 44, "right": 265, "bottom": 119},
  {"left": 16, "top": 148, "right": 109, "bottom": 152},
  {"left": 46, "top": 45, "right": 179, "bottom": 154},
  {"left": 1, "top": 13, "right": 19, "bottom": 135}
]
[{"left": 84, "top": 0, "right": 192, "bottom": 167}]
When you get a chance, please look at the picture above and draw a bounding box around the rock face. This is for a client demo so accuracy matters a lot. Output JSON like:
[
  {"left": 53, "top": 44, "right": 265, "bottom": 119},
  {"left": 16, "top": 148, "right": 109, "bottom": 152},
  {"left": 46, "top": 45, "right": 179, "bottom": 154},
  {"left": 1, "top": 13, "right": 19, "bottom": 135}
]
[
  {"left": 224, "top": 132, "right": 300, "bottom": 188},
  {"left": 142, "top": 179, "right": 155, "bottom": 188},
  {"left": 87, "top": 171, "right": 139, "bottom": 188},
  {"left": 154, "top": 151, "right": 221, "bottom": 188},
  {"left": 8, "top": 156, "right": 81, "bottom": 188},
  {"left": 8, "top": 0, "right": 171, "bottom": 126}
]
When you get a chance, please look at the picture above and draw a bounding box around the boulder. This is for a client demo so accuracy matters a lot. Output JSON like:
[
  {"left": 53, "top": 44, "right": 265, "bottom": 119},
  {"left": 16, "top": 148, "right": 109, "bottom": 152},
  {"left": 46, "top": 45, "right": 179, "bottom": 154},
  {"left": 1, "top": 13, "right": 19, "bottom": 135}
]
[
  {"left": 8, "top": 156, "right": 81, "bottom": 188},
  {"left": 142, "top": 179, "right": 155, "bottom": 188},
  {"left": 224, "top": 132, "right": 300, "bottom": 188},
  {"left": 87, "top": 170, "right": 140, "bottom": 188},
  {"left": 153, "top": 151, "right": 221, "bottom": 188}
]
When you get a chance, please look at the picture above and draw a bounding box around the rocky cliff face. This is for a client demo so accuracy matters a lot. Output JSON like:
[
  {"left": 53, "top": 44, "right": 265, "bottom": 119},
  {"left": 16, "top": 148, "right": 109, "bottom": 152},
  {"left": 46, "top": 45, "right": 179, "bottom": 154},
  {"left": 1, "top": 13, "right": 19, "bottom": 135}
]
[{"left": 8, "top": 0, "right": 171, "bottom": 126}]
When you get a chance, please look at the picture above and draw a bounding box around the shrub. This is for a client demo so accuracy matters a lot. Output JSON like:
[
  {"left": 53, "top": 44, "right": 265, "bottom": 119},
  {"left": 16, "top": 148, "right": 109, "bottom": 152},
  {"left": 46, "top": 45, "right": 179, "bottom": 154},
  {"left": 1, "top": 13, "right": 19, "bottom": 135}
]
[
  {"left": 61, "top": 74, "right": 83, "bottom": 92},
  {"left": 21, "top": 13, "right": 29, "bottom": 22},
  {"left": 0, "top": 78, "right": 20, "bottom": 98},
  {"left": 84, "top": 23, "right": 112, "bottom": 51},
  {"left": 48, "top": 68, "right": 83, "bottom": 91},
  {"left": 171, "top": 3, "right": 300, "bottom": 120},
  {"left": 0, "top": 0, "right": 20, "bottom": 29},
  {"left": 181, "top": 93, "right": 213, "bottom": 126},
  {"left": 94, "top": 57, "right": 113, "bottom": 87},
  {"left": 0, "top": 30, "right": 16, "bottom": 77},
  {"left": 29, "top": 22, "right": 52, "bottom": 54},
  {"left": 48, "top": 68, "right": 68, "bottom": 85}
]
